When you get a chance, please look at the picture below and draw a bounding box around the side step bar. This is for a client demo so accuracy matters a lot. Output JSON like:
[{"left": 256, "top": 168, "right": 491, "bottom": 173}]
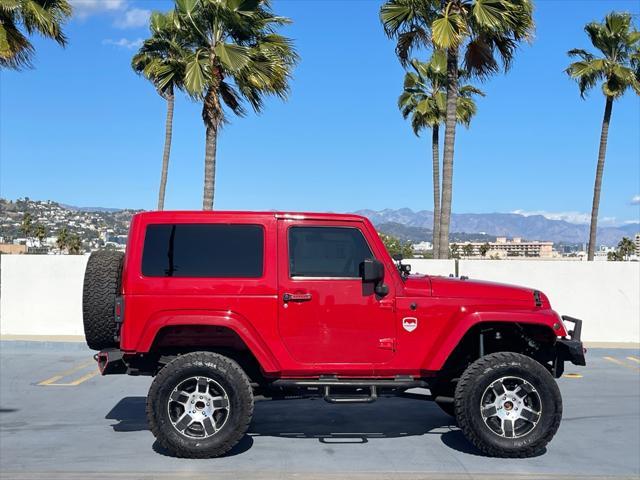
[
  {"left": 270, "top": 377, "right": 429, "bottom": 404},
  {"left": 324, "top": 385, "right": 377, "bottom": 404},
  {"left": 271, "top": 378, "right": 429, "bottom": 389}
]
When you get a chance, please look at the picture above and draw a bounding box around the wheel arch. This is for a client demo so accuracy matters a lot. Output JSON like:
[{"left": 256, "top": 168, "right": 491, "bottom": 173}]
[
  {"left": 133, "top": 310, "right": 280, "bottom": 374},
  {"left": 426, "top": 312, "right": 562, "bottom": 374}
]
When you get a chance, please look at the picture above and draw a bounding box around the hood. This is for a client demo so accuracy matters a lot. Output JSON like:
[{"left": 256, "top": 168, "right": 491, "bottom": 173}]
[{"left": 429, "top": 276, "right": 537, "bottom": 303}]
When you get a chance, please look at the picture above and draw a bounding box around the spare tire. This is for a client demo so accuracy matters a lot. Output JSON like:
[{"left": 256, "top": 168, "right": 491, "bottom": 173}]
[{"left": 82, "top": 250, "right": 124, "bottom": 350}]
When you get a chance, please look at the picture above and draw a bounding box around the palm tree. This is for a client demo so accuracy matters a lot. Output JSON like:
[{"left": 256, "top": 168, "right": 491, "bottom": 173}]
[
  {"left": 617, "top": 237, "right": 636, "bottom": 261},
  {"left": 566, "top": 12, "right": 640, "bottom": 261},
  {"left": 381, "top": 0, "right": 533, "bottom": 258},
  {"left": 34, "top": 223, "right": 46, "bottom": 246},
  {"left": 56, "top": 228, "right": 68, "bottom": 253},
  {"left": 0, "top": 0, "right": 72, "bottom": 70},
  {"left": 398, "top": 50, "right": 483, "bottom": 258},
  {"left": 132, "top": 11, "right": 190, "bottom": 211},
  {"left": 67, "top": 234, "right": 82, "bottom": 255},
  {"left": 20, "top": 212, "right": 33, "bottom": 238},
  {"left": 174, "top": 0, "right": 298, "bottom": 210}
]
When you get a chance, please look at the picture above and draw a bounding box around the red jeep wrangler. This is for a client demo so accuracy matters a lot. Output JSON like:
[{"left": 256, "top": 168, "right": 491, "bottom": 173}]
[{"left": 83, "top": 211, "right": 585, "bottom": 458}]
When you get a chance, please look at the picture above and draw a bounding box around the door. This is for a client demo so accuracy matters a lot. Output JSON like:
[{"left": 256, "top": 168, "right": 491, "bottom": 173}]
[{"left": 277, "top": 220, "right": 396, "bottom": 364}]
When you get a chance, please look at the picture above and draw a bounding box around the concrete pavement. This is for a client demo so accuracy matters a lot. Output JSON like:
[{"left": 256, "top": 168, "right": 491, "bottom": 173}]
[{"left": 0, "top": 341, "right": 638, "bottom": 479}]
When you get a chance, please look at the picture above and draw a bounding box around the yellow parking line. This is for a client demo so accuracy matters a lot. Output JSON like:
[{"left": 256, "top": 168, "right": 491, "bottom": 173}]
[
  {"left": 44, "top": 371, "right": 99, "bottom": 386},
  {"left": 627, "top": 356, "right": 640, "bottom": 364},
  {"left": 603, "top": 356, "right": 640, "bottom": 372},
  {"left": 37, "top": 359, "right": 96, "bottom": 386}
]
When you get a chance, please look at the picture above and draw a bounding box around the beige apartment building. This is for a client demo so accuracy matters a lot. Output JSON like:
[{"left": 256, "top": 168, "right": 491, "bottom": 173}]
[{"left": 452, "top": 237, "right": 555, "bottom": 258}]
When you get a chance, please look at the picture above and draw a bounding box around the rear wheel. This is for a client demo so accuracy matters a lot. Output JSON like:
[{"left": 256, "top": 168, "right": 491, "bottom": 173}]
[
  {"left": 147, "top": 352, "right": 254, "bottom": 458},
  {"left": 455, "top": 352, "right": 562, "bottom": 458}
]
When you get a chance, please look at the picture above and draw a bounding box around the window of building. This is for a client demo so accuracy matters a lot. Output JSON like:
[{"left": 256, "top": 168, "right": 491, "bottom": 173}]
[
  {"left": 288, "top": 226, "right": 373, "bottom": 278},
  {"left": 142, "top": 224, "right": 263, "bottom": 278}
]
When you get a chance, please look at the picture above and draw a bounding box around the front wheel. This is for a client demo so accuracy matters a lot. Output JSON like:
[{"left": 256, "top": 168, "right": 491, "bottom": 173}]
[
  {"left": 455, "top": 352, "right": 562, "bottom": 458},
  {"left": 146, "top": 352, "right": 254, "bottom": 458}
]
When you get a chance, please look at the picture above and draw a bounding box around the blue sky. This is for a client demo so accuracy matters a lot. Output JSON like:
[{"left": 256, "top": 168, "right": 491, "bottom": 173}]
[{"left": 1, "top": 0, "right": 639, "bottom": 226}]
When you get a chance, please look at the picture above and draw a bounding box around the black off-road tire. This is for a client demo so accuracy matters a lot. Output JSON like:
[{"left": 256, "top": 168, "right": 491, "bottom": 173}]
[
  {"left": 455, "top": 352, "right": 562, "bottom": 458},
  {"left": 82, "top": 250, "right": 124, "bottom": 350},
  {"left": 147, "top": 352, "right": 254, "bottom": 458}
]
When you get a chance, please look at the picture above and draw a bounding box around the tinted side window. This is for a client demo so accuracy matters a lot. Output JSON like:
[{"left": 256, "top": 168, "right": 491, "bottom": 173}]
[
  {"left": 289, "top": 226, "right": 373, "bottom": 278},
  {"left": 142, "top": 224, "right": 263, "bottom": 278}
]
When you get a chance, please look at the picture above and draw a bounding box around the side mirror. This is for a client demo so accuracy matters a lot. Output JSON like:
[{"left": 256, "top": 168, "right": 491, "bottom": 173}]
[{"left": 360, "top": 258, "right": 384, "bottom": 283}]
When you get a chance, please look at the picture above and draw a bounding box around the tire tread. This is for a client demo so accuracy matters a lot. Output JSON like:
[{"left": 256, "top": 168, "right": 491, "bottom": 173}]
[
  {"left": 82, "top": 250, "right": 124, "bottom": 350},
  {"left": 146, "top": 351, "right": 254, "bottom": 458},
  {"left": 455, "top": 352, "right": 562, "bottom": 458}
]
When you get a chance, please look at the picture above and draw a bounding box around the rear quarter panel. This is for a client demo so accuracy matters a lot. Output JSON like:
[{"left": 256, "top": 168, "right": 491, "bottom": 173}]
[{"left": 120, "top": 212, "right": 284, "bottom": 372}]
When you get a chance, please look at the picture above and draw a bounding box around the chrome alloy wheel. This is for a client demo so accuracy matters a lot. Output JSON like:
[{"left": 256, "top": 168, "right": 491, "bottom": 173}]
[
  {"left": 167, "top": 376, "right": 230, "bottom": 439},
  {"left": 480, "top": 376, "right": 542, "bottom": 439}
]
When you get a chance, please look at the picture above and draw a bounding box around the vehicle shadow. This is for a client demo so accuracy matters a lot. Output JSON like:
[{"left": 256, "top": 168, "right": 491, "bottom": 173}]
[{"left": 106, "top": 395, "right": 485, "bottom": 457}]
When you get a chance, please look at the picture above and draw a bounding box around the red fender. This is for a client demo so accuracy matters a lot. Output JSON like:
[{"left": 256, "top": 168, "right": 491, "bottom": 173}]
[
  {"left": 133, "top": 309, "right": 281, "bottom": 373},
  {"left": 422, "top": 308, "right": 566, "bottom": 371}
]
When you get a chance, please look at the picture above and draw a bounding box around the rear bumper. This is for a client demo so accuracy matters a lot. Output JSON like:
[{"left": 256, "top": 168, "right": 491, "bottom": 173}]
[
  {"left": 95, "top": 349, "right": 127, "bottom": 375},
  {"left": 553, "top": 316, "right": 586, "bottom": 377}
]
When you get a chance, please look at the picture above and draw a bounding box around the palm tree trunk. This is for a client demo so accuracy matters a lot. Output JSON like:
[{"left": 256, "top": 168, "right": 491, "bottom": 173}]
[
  {"left": 432, "top": 125, "right": 441, "bottom": 259},
  {"left": 157, "top": 87, "right": 174, "bottom": 211},
  {"left": 202, "top": 86, "right": 221, "bottom": 210},
  {"left": 587, "top": 96, "right": 613, "bottom": 261},
  {"left": 202, "top": 124, "right": 218, "bottom": 210},
  {"left": 438, "top": 48, "right": 459, "bottom": 259}
]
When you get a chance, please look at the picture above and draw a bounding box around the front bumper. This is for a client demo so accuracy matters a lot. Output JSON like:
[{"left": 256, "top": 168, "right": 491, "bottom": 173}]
[{"left": 553, "top": 316, "right": 586, "bottom": 377}]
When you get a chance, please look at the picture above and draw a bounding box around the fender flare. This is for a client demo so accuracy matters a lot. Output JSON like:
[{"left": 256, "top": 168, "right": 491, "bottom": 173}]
[
  {"left": 134, "top": 309, "right": 280, "bottom": 373},
  {"left": 423, "top": 309, "right": 564, "bottom": 371}
]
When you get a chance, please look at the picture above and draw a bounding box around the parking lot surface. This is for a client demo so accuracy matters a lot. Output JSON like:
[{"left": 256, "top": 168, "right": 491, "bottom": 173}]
[{"left": 0, "top": 341, "right": 639, "bottom": 480}]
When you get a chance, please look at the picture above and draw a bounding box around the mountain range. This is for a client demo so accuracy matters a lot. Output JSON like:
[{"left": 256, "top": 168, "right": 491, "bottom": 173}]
[{"left": 354, "top": 208, "right": 639, "bottom": 246}]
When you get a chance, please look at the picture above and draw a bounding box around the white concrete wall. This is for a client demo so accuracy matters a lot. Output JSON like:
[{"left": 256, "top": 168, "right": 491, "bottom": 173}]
[
  {"left": 0, "top": 255, "right": 89, "bottom": 336},
  {"left": 408, "top": 259, "right": 456, "bottom": 276},
  {"left": 1, "top": 256, "right": 638, "bottom": 343}
]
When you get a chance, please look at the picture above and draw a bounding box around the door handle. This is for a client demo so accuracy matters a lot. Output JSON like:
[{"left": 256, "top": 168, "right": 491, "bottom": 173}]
[
  {"left": 379, "top": 298, "right": 395, "bottom": 310},
  {"left": 283, "top": 293, "right": 312, "bottom": 302}
]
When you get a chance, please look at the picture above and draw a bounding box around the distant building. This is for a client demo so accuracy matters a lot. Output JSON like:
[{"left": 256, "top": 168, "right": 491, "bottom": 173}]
[
  {"left": 412, "top": 241, "right": 433, "bottom": 253},
  {"left": 0, "top": 244, "right": 27, "bottom": 254},
  {"left": 452, "top": 237, "right": 555, "bottom": 258},
  {"left": 594, "top": 245, "right": 616, "bottom": 261}
]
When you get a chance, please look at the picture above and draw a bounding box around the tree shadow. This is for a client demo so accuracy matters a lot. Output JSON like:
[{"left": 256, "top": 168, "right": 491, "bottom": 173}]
[{"left": 105, "top": 395, "right": 495, "bottom": 457}]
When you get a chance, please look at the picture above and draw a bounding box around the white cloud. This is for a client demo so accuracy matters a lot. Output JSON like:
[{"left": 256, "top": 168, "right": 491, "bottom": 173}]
[
  {"left": 114, "top": 8, "right": 151, "bottom": 28},
  {"left": 631, "top": 195, "right": 640, "bottom": 205},
  {"left": 72, "top": 0, "right": 149, "bottom": 29},
  {"left": 71, "top": 0, "right": 126, "bottom": 18},
  {"left": 103, "top": 38, "right": 143, "bottom": 49},
  {"left": 511, "top": 209, "right": 630, "bottom": 227},
  {"left": 512, "top": 209, "right": 591, "bottom": 224}
]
